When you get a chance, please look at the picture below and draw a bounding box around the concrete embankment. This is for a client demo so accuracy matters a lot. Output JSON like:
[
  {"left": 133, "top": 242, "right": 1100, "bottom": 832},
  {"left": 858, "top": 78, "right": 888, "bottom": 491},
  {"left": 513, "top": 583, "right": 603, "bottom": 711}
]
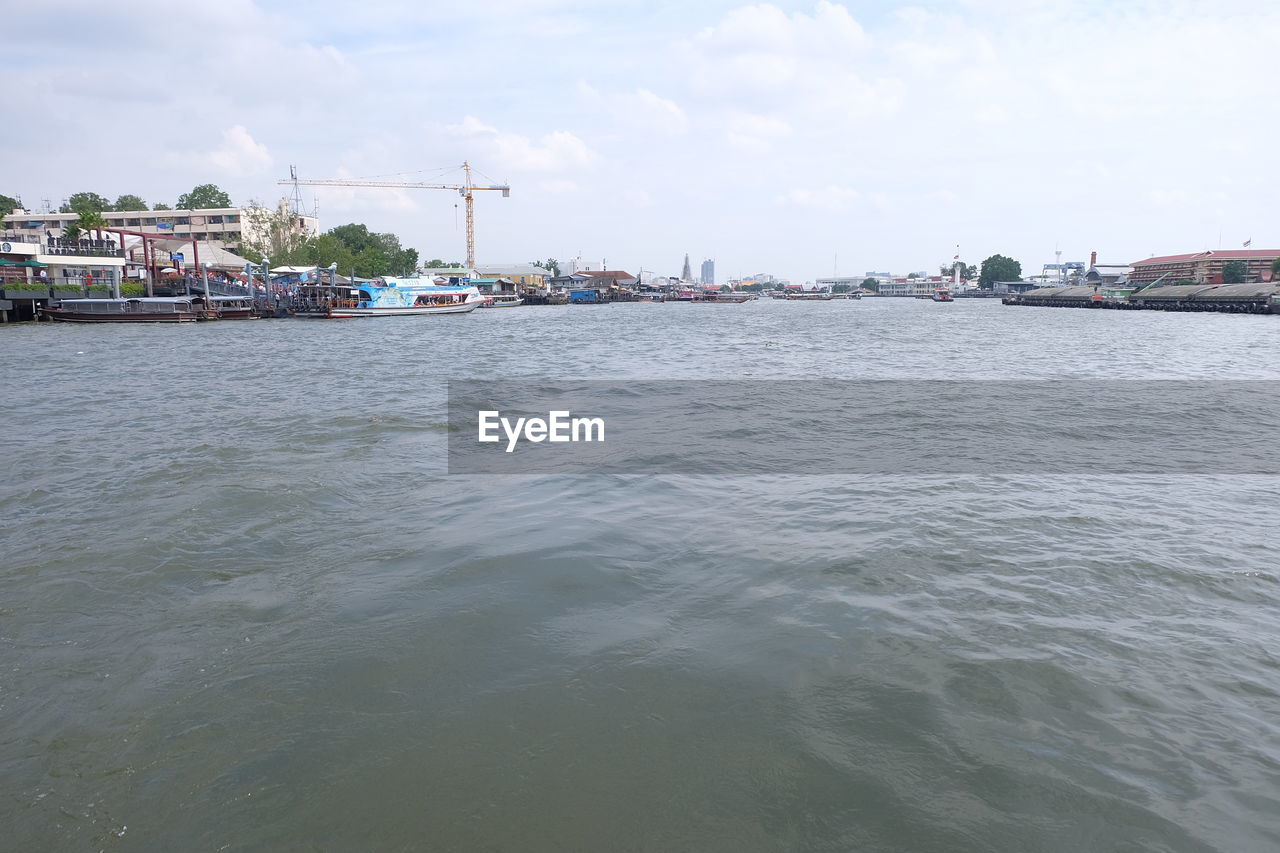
[{"left": 1004, "top": 283, "right": 1280, "bottom": 314}]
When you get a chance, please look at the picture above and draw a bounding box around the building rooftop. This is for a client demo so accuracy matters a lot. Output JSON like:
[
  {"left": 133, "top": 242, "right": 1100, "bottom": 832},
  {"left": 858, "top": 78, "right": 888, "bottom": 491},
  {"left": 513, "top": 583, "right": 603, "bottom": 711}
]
[
  {"left": 476, "top": 263, "right": 551, "bottom": 276},
  {"left": 1133, "top": 249, "right": 1279, "bottom": 266}
]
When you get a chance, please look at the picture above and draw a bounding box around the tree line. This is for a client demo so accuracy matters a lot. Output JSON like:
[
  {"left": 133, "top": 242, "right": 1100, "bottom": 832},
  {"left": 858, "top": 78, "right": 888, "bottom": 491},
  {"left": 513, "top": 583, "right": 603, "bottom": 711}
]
[
  {"left": 236, "top": 202, "right": 419, "bottom": 279},
  {"left": 2, "top": 185, "right": 235, "bottom": 214}
]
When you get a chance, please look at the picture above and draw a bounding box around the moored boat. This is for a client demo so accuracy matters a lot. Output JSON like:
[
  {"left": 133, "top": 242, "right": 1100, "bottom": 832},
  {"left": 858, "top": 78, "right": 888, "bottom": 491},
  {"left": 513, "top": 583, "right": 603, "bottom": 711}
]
[
  {"left": 784, "top": 291, "right": 835, "bottom": 301},
  {"left": 194, "top": 295, "right": 258, "bottom": 320},
  {"left": 291, "top": 282, "right": 483, "bottom": 318},
  {"left": 40, "top": 297, "right": 202, "bottom": 323},
  {"left": 481, "top": 293, "right": 525, "bottom": 308}
]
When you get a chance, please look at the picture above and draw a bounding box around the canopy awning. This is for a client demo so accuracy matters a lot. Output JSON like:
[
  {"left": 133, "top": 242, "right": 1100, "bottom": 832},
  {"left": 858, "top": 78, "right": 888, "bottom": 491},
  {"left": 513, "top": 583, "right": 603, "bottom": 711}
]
[
  {"left": 17, "top": 259, "right": 47, "bottom": 267},
  {"left": 137, "top": 239, "right": 254, "bottom": 270},
  {"left": 0, "top": 258, "right": 17, "bottom": 265}
]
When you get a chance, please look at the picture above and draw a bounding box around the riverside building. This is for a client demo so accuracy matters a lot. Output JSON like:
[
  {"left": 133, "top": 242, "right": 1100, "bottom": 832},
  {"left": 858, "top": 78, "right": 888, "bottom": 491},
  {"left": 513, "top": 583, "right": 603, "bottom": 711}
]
[
  {"left": 1129, "top": 249, "right": 1279, "bottom": 286},
  {"left": 2, "top": 201, "right": 318, "bottom": 254}
]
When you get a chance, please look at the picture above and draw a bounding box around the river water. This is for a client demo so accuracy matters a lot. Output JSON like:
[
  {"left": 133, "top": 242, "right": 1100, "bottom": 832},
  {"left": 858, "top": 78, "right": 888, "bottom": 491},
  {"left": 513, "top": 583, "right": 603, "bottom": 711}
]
[{"left": 4, "top": 299, "right": 1280, "bottom": 851}]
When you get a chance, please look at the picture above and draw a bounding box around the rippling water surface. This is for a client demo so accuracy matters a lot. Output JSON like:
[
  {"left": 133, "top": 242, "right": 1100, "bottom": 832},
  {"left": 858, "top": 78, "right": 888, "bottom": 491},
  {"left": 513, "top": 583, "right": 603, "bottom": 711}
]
[{"left": 4, "top": 299, "right": 1280, "bottom": 851}]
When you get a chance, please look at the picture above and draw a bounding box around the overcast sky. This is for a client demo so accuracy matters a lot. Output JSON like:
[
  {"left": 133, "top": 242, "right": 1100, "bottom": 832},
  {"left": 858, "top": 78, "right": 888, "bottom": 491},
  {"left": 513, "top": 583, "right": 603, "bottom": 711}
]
[{"left": 6, "top": 1, "right": 1275, "bottom": 281}]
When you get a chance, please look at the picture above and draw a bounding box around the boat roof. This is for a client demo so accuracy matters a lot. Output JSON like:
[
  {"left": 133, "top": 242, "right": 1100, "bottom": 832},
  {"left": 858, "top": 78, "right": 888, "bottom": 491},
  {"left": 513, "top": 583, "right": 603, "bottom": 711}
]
[{"left": 60, "top": 296, "right": 195, "bottom": 304}]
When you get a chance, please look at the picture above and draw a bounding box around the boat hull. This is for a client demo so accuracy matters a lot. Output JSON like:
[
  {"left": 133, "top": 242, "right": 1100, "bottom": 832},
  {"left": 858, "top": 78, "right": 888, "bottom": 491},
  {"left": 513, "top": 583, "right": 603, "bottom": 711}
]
[
  {"left": 40, "top": 309, "right": 199, "bottom": 323},
  {"left": 298, "top": 301, "right": 482, "bottom": 319}
]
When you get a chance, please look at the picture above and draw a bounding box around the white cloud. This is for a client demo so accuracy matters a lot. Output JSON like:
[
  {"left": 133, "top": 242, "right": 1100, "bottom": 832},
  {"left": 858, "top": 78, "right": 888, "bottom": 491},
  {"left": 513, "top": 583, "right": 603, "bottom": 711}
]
[
  {"left": 623, "top": 189, "right": 654, "bottom": 207},
  {"left": 578, "top": 83, "right": 688, "bottom": 134},
  {"left": 446, "top": 116, "right": 598, "bottom": 172},
  {"left": 686, "top": 2, "right": 875, "bottom": 104},
  {"left": 726, "top": 112, "right": 791, "bottom": 151},
  {"left": 208, "top": 125, "right": 273, "bottom": 177},
  {"left": 777, "top": 185, "right": 860, "bottom": 210},
  {"left": 538, "top": 179, "right": 581, "bottom": 194}
]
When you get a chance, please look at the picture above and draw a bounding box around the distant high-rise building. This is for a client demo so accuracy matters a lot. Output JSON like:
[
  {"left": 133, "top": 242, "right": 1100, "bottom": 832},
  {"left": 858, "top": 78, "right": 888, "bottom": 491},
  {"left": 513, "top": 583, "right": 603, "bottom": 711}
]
[
  {"left": 700, "top": 258, "right": 715, "bottom": 286},
  {"left": 681, "top": 253, "right": 692, "bottom": 281}
]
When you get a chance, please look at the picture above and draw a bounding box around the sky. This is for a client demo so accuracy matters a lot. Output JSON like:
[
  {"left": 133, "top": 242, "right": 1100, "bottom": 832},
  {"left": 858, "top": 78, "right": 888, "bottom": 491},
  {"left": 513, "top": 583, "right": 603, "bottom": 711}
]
[{"left": 5, "top": 0, "right": 1277, "bottom": 282}]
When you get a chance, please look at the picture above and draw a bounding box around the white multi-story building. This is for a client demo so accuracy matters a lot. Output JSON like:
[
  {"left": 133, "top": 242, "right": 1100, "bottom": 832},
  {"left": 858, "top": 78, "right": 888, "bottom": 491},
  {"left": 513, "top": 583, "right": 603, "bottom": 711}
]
[
  {"left": 2, "top": 201, "right": 318, "bottom": 252},
  {"left": 815, "top": 276, "right": 868, "bottom": 291}
]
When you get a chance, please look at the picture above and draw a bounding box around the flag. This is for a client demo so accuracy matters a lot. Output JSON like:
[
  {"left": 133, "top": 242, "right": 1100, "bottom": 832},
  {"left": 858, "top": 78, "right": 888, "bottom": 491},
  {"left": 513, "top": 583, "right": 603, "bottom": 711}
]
[{"left": 1243, "top": 238, "right": 1252, "bottom": 247}]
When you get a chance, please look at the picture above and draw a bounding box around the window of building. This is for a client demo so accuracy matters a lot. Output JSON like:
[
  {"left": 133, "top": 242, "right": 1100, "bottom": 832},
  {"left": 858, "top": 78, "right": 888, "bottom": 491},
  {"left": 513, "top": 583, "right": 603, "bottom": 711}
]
[
  {"left": 177, "top": 217, "right": 190, "bottom": 225},
  {"left": 127, "top": 219, "right": 140, "bottom": 226},
  {"left": 226, "top": 215, "right": 239, "bottom": 223}
]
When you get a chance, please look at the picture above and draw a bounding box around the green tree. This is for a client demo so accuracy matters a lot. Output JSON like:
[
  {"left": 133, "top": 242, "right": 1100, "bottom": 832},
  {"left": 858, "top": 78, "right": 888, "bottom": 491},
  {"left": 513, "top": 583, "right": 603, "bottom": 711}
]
[
  {"left": 60, "top": 192, "right": 109, "bottom": 214},
  {"left": 907, "top": 272, "right": 920, "bottom": 279},
  {"left": 1222, "top": 261, "right": 1248, "bottom": 284},
  {"left": 1271, "top": 258, "right": 1280, "bottom": 276},
  {"left": 530, "top": 258, "right": 560, "bottom": 276},
  {"left": 831, "top": 283, "right": 852, "bottom": 293},
  {"left": 111, "top": 194, "right": 148, "bottom": 212},
  {"left": 861, "top": 277, "right": 879, "bottom": 292},
  {"left": 979, "top": 254, "right": 1022, "bottom": 288},
  {"left": 176, "top": 184, "right": 232, "bottom": 210},
  {"left": 239, "top": 201, "right": 313, "bottom": 265},
  {"left": 63, "top": 209, "right": 109, "bottom": 243},
  {"left": 423, "top": 258, "right": 463, "bottom": 269},
  {"left": 1174, "top": 278, "right": 1198, "bottom": 286},
  {"left": 290, "top": 222, "right": 419, "bottom": 278},
  {"left": 153, "top": 203, "right": 173, "bottom": 211},
  {"left": 942, "top": 262, "right": 978, "bottom": 279},
  {"left": 0, "top": 192, "right": 20, "bottom": 213}
]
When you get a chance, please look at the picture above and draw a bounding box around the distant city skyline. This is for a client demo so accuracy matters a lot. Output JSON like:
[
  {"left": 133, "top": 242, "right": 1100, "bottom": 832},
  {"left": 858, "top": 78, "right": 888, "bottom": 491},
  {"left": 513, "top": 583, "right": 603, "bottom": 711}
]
[{"left": 4, "top": 1, "right": 1275, "bottom": 283}]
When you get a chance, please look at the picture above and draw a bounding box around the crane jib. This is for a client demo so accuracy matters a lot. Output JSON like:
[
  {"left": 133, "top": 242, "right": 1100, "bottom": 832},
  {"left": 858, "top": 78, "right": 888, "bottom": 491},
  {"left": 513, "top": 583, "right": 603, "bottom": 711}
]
[{"left": 276, "top": 163, "right": 510, "bottom": 268}]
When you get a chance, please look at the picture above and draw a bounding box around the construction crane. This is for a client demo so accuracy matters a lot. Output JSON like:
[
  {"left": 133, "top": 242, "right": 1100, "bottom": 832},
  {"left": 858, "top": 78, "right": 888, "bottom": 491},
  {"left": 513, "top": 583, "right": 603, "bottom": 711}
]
[{"left": 278, "top": 162, "right": 509, "bottom": 268}]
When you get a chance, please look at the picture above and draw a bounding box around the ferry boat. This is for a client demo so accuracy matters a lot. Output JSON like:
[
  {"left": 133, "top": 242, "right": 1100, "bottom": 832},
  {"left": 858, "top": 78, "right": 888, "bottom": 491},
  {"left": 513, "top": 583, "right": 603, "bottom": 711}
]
[
  {"left": 40, "top": 297, "right": 202, "bottom": 323},
  {"left": 194, "top": 295, "right": 258, "bottom": 319},
  {"left": 292, "top": 282, "right": 483, "bottom": 318},
  {"left": 932, "top": 287, "right": 954, "bottom": 302},
  {"left": 481, "top": 293, "right": 524, "bottom": 308},
  {"left": 784, "top": 291, "right": 836, "bottom": 301}
]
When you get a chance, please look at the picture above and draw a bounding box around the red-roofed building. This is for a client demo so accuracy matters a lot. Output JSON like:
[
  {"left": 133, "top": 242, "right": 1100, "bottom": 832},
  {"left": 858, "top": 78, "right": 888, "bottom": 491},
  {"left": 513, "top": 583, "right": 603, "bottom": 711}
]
[
  {"left": 581, "top": 270, "right": 637, "bottom": 287},
  {"left": 1129, "top": 249, "right": 1279, "bottom": 285}
]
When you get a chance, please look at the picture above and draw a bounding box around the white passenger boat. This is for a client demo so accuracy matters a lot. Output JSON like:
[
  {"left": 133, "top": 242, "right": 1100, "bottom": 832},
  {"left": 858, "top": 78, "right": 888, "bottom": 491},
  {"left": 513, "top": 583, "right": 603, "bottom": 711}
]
[{"left": 291, "top": 282, "right": 483, "bottom": 318}]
